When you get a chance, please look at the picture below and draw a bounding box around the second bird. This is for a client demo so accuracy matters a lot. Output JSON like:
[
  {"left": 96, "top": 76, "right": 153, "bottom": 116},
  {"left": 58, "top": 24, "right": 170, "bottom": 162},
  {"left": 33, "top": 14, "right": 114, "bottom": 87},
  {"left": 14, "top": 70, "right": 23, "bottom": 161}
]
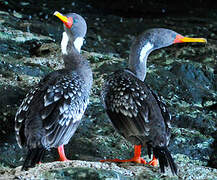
[
  {"left": 15, "top": 11, "right": 93, "bottom": 170},
  {"left": 101, "top": 28, "right": 206, "bottom": 175}
]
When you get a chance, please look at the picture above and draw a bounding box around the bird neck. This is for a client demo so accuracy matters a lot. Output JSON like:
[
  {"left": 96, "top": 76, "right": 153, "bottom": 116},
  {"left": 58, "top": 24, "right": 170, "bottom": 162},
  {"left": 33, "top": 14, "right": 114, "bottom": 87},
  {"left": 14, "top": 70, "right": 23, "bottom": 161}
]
[
  {"left": 61, "top": 33, "right": 92, "bottom": 84},
  {"left": 62, "top": 46, "right": 92, "bottom": 87},
  {"left": 128, "top": 38, "right": 154, "bottom": 81},
  {"left": 61, "top": 32, "right": 84, "bottom": 54}
]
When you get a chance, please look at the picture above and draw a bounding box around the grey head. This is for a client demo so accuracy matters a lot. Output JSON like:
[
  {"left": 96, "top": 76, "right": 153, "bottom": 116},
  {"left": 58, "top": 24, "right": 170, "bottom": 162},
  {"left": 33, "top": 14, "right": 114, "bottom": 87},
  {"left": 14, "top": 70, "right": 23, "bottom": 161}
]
[
  {"left": 130, "top": 28, "right": 179, "bottom": 65},
  {"left": 63, "top": 13, "right": 87, "bottom": 42},
  {"left": 54, "top": 11, "right": 87, "bottom": 54},
  {"left": 139, "top": 28, "right": 179, "bottom": 50},
  {"left": 129, "top": 28, "right": 206, "bottom": 81}
]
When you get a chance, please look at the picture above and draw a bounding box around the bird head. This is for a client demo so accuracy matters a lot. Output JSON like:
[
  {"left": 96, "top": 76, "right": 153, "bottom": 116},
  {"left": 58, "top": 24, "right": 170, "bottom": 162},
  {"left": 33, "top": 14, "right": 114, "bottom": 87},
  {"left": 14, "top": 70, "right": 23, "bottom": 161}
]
[
  {"left": 54, "top": 11, "right": 87, "bottom": 40},
  {"left": 142, "top": 28, "right": 207, "bottom": 50},
  {"left": 129, "top": 28, "right": 207, "bottom": 81},
  {"left": 54, "top": 11, "right": 87, "bottom": 54}
]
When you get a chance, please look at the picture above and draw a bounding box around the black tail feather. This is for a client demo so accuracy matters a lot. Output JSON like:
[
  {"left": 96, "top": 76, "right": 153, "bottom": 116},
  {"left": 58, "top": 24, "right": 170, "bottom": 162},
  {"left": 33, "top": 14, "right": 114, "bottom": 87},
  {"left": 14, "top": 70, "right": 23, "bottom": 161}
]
[
  {"left": 22, "top": 148, "right": 45, "bottom": 171},
  {"left": 147, "top": 144, "right": 152, "bottom": 159},
  {"left": 153, "top": 146, "right": 177, "bottom": 175}
]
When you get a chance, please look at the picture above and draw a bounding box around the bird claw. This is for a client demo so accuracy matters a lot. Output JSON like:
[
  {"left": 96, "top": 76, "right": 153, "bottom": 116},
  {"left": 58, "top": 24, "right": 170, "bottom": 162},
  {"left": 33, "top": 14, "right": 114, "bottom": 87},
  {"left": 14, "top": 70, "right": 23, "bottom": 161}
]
[
  {"left": 100, "top": 157, "right": 147, "bottom": 164},
  {"left": 137, "top": 157, "right": 147, "bottom": 164},
  {"left": 58, "top": 157, "right": 69, "bottom": 162},
  {"left": 148, "top": 159, "right": 158, "bottom": 167}
]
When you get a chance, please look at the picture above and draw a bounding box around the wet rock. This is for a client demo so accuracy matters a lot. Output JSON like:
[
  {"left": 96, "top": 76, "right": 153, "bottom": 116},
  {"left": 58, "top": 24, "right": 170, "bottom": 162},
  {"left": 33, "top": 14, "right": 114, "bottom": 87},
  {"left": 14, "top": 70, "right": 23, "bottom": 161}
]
[
  {"left": 146, "top": 61, "right": 217, "bottom": 136},
  {"left": 0, "top": 86, "right": 25, "bottom": 142},
  {"left": 170, "top": 62, "right": 215, "bottom": 104},
  {"left": 208, "top": 134, "right": 217, "bottom": 169},
  {"left": 0, "top": 11, "right": 54, "bottom": 58},
  {"left": 41, "top": 167, "right": 132, "bottom": 180},
  {"left": 170, "top": 128, "right": 214, "bottom": 163}
]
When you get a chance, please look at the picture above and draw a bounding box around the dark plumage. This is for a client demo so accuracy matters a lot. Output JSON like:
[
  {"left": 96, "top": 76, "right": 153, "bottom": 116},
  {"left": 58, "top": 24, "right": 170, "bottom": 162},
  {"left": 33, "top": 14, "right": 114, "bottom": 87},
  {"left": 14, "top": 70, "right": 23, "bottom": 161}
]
[
  {"left": 15, "top": 11, "right": 93, "bottom": 170},
  {"left": 101, "top": 28, "right": 206, "bottom": 175}
]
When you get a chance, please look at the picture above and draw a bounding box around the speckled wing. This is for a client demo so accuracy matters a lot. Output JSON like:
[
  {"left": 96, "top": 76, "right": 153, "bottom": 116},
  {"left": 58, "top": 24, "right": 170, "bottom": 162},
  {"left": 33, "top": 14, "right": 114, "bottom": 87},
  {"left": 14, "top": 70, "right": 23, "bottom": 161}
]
[
  {"left": 15, "top": 69, "right": 89, "bottom": 149},
  {"left": 102, "top": 69, "right": 169, "bottom": 147},
  {"left": 149, "top": 87, "right": 172, "bottom": 145}
]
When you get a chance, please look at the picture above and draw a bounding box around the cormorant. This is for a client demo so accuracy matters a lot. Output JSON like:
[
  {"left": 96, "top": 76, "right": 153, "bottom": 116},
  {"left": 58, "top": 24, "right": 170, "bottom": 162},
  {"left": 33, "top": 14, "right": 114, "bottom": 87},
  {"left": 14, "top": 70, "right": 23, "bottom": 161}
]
[
  {"left": 101, "top": 28, "right": 206, "bottom": 175},
  {"left": 15, "top": 11, "right": 93, "bottom": 170}
]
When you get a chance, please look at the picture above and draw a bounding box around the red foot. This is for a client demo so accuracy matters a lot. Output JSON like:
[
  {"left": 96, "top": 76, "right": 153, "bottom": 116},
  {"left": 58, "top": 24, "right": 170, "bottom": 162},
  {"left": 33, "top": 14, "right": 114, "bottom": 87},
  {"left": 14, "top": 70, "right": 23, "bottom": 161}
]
[
  {"left": 58, "top": 157, "right": 69, "bottom": 161},
  {"left": 58, "top": 145, "right": 69, "bottom": 161},
  {"left": 100, "top": 157, "right": 147, "bottom": 164},
  {"left": 148, "top": 155, "right": 158, "bottom": 167},
  {"left": 100, "top": 145, "right": 147, "bottom": 164}
]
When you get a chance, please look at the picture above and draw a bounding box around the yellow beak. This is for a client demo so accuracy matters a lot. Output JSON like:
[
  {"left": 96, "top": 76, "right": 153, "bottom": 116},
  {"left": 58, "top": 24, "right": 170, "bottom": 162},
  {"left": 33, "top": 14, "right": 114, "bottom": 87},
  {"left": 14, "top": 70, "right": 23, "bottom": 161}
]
[
  {"left": 180, "top": 37, "right": 207, "bottom": 43},
  {"left": 53, "top": 11, "right": 68, "bottom": 23},
  {"left": 174, "top": 34, "right": 207, "bottom": 44}
]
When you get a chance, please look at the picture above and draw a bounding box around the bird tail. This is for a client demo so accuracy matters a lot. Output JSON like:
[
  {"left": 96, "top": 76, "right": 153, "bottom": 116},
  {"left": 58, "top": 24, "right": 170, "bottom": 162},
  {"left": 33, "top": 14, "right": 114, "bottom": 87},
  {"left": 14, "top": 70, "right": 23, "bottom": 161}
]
[
  {"left": 22, "top": 148, "right": 45, "bottom": 171},
  {"left": 153, "top": 146, "right": 177, "bottom": 175}
]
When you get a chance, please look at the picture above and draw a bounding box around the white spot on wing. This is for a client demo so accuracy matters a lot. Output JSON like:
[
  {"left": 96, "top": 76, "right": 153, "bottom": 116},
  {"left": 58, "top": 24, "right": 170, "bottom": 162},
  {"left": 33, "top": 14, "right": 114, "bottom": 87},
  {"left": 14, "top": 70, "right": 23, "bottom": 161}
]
[
  {"left": 22, "top": 105, "right": 29, "bottom": 111},
  {"left": 64, "top": 94, "right": 69, "bottom": 99},
  {"left": 17, "top": 117, "right": 24, "bottom": 123},
  {"left": 140, "top": 42, "right": 153, "bottom": 62},
  {"left": 58, "top": 100, "right": 88, "bottom": 126},
  {"left": 77, "top": 91, "right": 81, "bottom": 97},
  {"left": 41, "top": 114, "right": 47, "bottom": 120},
  {"left": 54, "top": 95, "right": 61, "bottom": 102},
  {"left": 68, "top": 92, "right": 74, "bottom": 98},
  {"left": 145, "top": 126, "right": 150, "bottom": 132},
  {"left": 66, "top": 120, "right": 70, "bottom": 126},
  {"left": 74, "top": 37, "right": 84, "bottom": 53},
  {"left": 44, "top": 96, "right": 53, "bottom": 107},
  {"left": 124, "top": 94, "right": 129, "bottom": 100},
  {"left": 63, "top": 103, "right": 68, "bottom": 112},
  {"left": 61, "top": 32, "right": 69, "bottom": 55},
  {"left": 136, "top": 101, "right": 141, "bottom": 106}
]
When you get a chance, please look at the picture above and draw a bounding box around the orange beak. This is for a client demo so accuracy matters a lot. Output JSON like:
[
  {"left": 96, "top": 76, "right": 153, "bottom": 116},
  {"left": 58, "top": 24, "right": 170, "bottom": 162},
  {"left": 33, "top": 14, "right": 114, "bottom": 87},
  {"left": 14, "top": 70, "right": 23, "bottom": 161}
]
[
  {"left": 54, "top": 11, "right": 73, "bottom": 29},
  {"left": 174, "top": 34, "right": 207, "bottom": 44}
]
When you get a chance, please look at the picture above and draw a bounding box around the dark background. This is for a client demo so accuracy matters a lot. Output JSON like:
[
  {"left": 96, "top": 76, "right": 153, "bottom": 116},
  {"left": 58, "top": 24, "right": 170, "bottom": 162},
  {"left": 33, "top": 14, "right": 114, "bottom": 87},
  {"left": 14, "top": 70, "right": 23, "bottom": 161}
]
[{"left": 0, "top": 0, "right": 217, "bottom": 20}]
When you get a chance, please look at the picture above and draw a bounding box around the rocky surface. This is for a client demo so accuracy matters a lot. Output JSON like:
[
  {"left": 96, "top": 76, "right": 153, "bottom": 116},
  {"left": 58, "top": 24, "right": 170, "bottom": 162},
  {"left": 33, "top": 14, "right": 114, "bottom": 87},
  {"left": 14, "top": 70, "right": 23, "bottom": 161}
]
[{"left": 0, "top": 1, "right": 217, "bottom": 179}]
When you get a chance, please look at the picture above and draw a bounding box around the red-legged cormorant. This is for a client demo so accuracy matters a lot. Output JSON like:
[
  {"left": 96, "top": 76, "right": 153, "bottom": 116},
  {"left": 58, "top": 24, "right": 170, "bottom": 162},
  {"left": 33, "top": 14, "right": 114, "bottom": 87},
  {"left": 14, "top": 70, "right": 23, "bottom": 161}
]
[
  {"left": 100, "top": 28, "right": 206, "bottom": 175},
  {"left": 15, "top": 11, "right": 93, "bottom": 170}
]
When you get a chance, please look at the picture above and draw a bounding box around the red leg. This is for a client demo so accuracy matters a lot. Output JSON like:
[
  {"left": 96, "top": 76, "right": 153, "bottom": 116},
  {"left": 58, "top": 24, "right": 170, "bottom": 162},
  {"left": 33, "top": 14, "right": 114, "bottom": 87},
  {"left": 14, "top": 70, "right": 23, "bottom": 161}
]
[
  {"left": 58, "top": 145, "right": 69, "bottom": 161},
  {"left": 148, "top": 154, "right": 158, "bottom": 166},
  {"left": 100, "top": 145, "right": 147, "bottom": 164}
]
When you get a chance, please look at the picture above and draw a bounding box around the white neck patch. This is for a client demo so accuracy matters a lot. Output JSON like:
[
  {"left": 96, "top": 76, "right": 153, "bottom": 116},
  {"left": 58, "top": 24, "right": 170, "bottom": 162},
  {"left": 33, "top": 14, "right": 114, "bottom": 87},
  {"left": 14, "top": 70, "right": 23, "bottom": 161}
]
[
  {"left": 61, "top": 32, "right": 69, "bottom": 55},
  {"left": 74, "top": 37, "right": 84, "bottom": 53},
  {"left": 61, "top": 32, "right": 84, "bottom": 54},
  {"left": 140, "top": 42, "right": 154, "bottom": 62}
]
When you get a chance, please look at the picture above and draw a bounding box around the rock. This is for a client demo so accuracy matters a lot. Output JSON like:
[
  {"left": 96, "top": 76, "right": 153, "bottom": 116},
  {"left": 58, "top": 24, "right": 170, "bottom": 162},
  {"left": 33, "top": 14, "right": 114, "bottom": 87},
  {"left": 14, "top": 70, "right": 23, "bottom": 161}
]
[
  {"left": 0, "top": 11, "right": 54, "bottom": 58},
  {"left": 0, "top": 85, "right": 25, "bottom": 142},
  {"left": 208, "top": 134, "right": 217, "bottom": 169},
  {"left": 41, "top": 166, "right": 132, "bottom": 180},
  {"left": 170, "top": 128, "right": 214, "bottom": 164},
  {"left": 146, "top": 61, "right": 217, "bottom": 136}
]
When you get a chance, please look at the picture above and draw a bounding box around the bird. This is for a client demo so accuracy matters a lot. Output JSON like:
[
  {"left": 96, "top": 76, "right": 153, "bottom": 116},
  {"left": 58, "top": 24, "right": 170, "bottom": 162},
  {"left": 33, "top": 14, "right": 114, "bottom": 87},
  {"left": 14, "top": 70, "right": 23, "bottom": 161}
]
[
  {"left": 14, "top": 11, "right": 93, "bottom": 170},
  {"left": 100, "top": 28, "right": 207, "bottom": 175}
]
